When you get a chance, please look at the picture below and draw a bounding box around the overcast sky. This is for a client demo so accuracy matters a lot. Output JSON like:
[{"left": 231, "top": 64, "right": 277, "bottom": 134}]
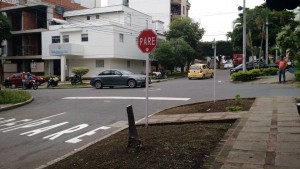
[{"left": 189, "top": 0, "right": 265, "bottom": 41}]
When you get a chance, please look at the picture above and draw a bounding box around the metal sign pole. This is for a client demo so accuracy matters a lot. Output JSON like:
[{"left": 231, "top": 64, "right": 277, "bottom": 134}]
[
  {"left": 213, "top": 39, "right": 216, "bottom": 103},
  {"left": 145, "top": 54, "right": 149, "bottom": 128}
]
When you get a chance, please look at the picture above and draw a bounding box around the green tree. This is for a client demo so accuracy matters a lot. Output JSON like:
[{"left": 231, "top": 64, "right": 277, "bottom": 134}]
[
  {"left": 169, "top": 38, "right": 195, "bottom": 72},
  {"left": 229, "top": 4, "right": 297, "bottom": 60},
  {"left": 151, "top": 40, "right": 174, "bottom": 69},
  {"left": 0, "top": 13, "right": 11, "bottom": 83},
  {"left": 276, "top": 25, "right": 300, "bottom": 66},
  {"left": 166, "top": 18, "right": 205, "bottom": 67},
  {"left": 71, "top": 67, "right": 89, "bottom": 83}
]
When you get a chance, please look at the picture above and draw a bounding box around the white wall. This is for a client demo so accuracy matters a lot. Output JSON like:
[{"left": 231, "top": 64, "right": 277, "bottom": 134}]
[
  {"left": 68, "top": 58, "right": 145, "bottom": 77},
  {"left": 128, "top": 0, "right": 170, "bottom": 31}
]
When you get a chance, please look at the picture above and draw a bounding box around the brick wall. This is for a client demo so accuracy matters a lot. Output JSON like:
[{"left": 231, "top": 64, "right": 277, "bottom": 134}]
[
  {"left": 23, "top": 11, "right": 37, "bottom": 30},
  {"left": 0, "top": 2, "right": 15, "bottom": 8}
]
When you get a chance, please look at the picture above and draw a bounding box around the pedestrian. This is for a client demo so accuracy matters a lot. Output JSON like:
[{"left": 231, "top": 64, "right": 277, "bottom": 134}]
[{"left": 278, "top": 56, "right": 287, "bottom": 83}]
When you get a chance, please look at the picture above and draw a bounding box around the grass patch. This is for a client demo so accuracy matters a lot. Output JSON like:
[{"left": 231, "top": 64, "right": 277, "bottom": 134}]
[
  {"left": 48, "top": 83, "right": 91, "bottom": 89},
  {"left": 47, "top": 121, "right": 234, "bottom": 169},
  {"left": 0, "top": 90, "right": 31, "bottom": 104}
]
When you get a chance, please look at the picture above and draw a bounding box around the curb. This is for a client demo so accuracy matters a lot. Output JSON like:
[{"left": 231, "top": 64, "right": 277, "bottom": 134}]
[{"left": 0, "top": 96, "right": 34, "bottom": 112}]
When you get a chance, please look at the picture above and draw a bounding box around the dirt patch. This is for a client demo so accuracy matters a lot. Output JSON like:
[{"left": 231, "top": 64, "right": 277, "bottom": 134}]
[
  {"left": 46, "top": 98, "right": 255, "bottom": 169},
  {"left": 157, "top": 98, "right": 255, "bottom": 115},
  {"left": 47, "top": 120, "right": 234, "bottom": 169}
]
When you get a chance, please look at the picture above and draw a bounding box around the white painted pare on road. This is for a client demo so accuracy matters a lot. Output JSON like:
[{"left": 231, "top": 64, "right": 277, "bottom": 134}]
[{"left": 62, "top": 96, "right": 190, "bottom": 101}]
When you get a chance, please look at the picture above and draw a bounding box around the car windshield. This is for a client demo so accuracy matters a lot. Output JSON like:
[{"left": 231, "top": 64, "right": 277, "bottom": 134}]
[
  {"left": 119, "top": 70, "right": 134, "bottom": 75},
  {"left": 190, "top": 65, "right": 201, "bottom": 70}
]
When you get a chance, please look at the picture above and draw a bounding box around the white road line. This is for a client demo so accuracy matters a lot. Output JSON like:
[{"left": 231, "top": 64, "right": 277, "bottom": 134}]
[
  {"left": 0, "top": 112, "right": 66, "bottom": 131},
  {"left": 62, "top": 97, "right": 190, "bottom": 101}
]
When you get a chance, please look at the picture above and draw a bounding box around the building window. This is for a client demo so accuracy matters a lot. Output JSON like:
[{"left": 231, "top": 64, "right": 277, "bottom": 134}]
[
  {"left": 142, "top": 61, "right": 145, "bottom": 67},
  {"left": 63, "top": 35, "right": 69, "bottom": 43},
  {"left": 81, "top": 34, "right": 88, "bottom": 42},
  {"left": 96, "top": 15, "right": 99, "bottom": 19},
  {"left": 183, "top": 6, "right": 185, "bottom": 15},
  {"left": 126, "top": 14, "right": 131, "bottom": 26},
  {"left": 52, "top": 36, "right": 60, "bottom": 43},
  {"left": 119, "top": 34, "right": 124, "bottom": 43},
  {"left": 87, "top": 16, "right": 90, "bottom": 20},
  {"left": 127, "top": 60, "right": 130, "bottom": 68},
  {"left": 96, "top": 60, "right": 104, "bottom": 67}
]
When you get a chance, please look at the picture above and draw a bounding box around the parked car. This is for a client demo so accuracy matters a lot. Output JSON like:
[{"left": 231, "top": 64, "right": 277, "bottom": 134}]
[
  {"left": 188, "top": 64, "right": 214, "bottom": 79},
  {"left": 223, "top": 61, "right": 234, "bottom": 69},
  {"left": 229, "top": 62, "right": 278, "bottom": 75},
  {"left": 3, "top": 73, "right": 45, "bottom": 88},
  {"left": 90, "top": 69, "right": 149, "bottom": 89}
]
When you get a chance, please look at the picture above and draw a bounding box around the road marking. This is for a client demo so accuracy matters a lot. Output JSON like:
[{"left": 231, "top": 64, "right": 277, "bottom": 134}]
[
  {"left": 3, "top": 120, "right": 51, "bottom": 132},
  {"left": 0, "top": 118, "right": 16, "bottom": 124},
  {"left": 20, "top": 122, "right": 69, "bottom": 136},
  {"left": 62, "top": 96, "right": 190, "bottom": 101},
  {"left": 0, "top": 119, "right": 32, "bottom": 127},
  {"left": 0, "top": 112, "right": 66, "bottom": 131},
  {"left": 65, "top": 126, "right": 111, "bottom": 144},
  {"left": 43, "top": 124, "right": 89, "bottom": 140}
]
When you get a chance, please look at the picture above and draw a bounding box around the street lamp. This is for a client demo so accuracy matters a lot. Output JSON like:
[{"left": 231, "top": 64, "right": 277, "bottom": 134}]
[{"left": 238, "top": 0, "right": 246, "bottom": 72}]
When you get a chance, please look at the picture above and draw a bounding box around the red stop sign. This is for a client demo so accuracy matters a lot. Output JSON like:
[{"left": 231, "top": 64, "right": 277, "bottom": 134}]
[{"left": 138, "top": 29, "right": 157, "bottom": 53}]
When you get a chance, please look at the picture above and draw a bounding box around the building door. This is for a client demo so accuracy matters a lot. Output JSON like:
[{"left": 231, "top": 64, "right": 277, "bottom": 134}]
[{"left": 53, "top": 59, "right": 61, "bottom": 75}]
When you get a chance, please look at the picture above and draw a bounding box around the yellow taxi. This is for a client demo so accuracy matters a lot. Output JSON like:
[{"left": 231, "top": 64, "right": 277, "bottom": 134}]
[{"left": 188, "top": 64, "right": 214, "bottom": 79}]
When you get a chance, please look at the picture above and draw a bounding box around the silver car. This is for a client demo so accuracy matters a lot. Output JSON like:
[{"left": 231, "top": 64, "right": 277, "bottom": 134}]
[{"left": 90, "top": 69, "right": 147, "bottom": 89}]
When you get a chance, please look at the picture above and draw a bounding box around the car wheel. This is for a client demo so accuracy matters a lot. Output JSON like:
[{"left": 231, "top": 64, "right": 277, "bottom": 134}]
[
  {"left": 211, "top": 73, "right": 214, "bottom": 78},
  {"left": 188, "top": 78, "right": 191, "bottom": 80},
  {"left": 202, "top": 74, "right": 205, "bottom": 79},
  {"left": 94, "top": 81, "right": 103, "bottom": 89},
  {"left": 128, "top": 79, "right": 137, "bottom": 88}
]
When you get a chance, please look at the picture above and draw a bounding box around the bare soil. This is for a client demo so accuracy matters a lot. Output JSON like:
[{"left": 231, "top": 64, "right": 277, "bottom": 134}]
[{"left": 46, "top": 99, "right": 254, "bottom": 169}]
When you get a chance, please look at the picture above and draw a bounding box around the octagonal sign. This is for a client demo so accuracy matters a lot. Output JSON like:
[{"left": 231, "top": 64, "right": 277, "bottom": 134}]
[{"left": 138, "top": 29, "right": 157, "bottom": 53}]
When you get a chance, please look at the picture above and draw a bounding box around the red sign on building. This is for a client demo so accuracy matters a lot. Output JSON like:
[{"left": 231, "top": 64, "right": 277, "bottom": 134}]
[{"left": 137, "top": 29, "right": 157, "bottom": 53}]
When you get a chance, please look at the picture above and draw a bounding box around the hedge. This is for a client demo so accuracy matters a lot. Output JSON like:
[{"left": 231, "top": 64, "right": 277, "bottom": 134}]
[{"left": 295, "top": 70, "right": 300, "bottom": 81}]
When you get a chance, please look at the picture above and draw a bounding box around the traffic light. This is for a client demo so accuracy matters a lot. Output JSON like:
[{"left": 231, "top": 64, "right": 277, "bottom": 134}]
[{"left": 266, "top": 0, "right": 300, "bottom": 11}]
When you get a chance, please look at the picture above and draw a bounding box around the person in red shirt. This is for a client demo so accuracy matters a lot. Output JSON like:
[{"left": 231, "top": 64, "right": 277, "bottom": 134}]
[{"left": 278, "top": 56, "right": 287, "bottom": 83}]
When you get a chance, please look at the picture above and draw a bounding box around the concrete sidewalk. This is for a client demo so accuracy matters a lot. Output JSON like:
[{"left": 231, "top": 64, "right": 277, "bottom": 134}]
[{"left": 139, "top": 96, "right": 300, "bottom": 169}]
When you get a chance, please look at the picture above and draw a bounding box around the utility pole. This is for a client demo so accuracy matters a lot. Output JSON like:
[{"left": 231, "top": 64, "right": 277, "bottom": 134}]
[
  {"left": 242, "top": 0, "right": 246, "bottom": 72},
  {"left": 265, "top": 17, "right": 269, "bottom": 64}
]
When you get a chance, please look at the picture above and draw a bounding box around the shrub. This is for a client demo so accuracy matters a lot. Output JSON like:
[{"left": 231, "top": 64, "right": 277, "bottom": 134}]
[
  {"left": 43, "top": 75, "right": 61, "bottom": 82},
  {"left": 231, "top": 71, "right": 250, "bottom": 81},
  {"left": 71, "top": 67, "right": 89, "bottom": 76},
  {"left": 0, "top": 90, "right": 31, "bottom": 104},
  {"left": 261, "top": 67, "right": 278, "bottom": 76},
  {"left": 247, "top": 69, "right": 261, "bottom": 79},
  {"left": 295, "top": 70, "right": 300, "bottom": 81},
  {"left": 226, "top": 106, "right": 242, "bottom": 112}
]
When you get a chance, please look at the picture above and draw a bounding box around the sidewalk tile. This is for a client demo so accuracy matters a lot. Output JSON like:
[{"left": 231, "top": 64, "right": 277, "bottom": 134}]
[
  {"left": 226, "top": 150, "right": 266, "bottom": 165},
  {"left": 232, "top": 140, "right": 268, "bottom": 151},
  {"left": 278, "top": 127, "right": 300, "bottom": 133},
  {"left": 277, "top": 142, "right": 300, "bottom": 153},
  {"left": 277, "top": 133, "right": 300, "bottom": 142},
  {"left": 236, "top": 133, "right": 269, "bottom": 141},
  {"left": 241, "top": 126, "right": 270, "bottom": 133},
  {"left": 275, "top": 153, "right": 300, "bottom": 168}
]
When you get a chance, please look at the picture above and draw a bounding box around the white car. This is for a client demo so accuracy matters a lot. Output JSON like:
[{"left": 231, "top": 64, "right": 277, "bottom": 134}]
[{"left": 224, "top": 61, "right": 234, "bottom": 69}]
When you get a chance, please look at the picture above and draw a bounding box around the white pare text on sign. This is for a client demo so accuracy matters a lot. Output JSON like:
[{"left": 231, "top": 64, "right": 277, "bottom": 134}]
[{"left": 137, "top": 29, "right": 157, "bottom": 53}]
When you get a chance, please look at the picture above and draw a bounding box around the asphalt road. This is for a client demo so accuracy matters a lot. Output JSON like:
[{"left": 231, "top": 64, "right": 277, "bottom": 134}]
[{"left": 0, "top": 70, "right": 299, "bottom": 169}]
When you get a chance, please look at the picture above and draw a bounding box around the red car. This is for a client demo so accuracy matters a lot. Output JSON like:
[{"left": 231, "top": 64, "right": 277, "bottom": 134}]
[{"left": 4, "top": 73, "right": 45, "bottom": 88}]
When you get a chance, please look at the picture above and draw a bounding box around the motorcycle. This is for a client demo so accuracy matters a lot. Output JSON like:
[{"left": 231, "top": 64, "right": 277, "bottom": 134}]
[
  {"left": 23, "top": 79, "right": 38, "bottom": 90},
  {"left": 71, "top": 74, "right": 81, "bottom": 85},
  {"left": 47, "top": 76, "right": 59, "bottom": 87}
]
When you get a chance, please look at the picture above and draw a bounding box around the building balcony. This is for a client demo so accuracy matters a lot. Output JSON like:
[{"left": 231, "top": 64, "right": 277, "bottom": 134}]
[
  {"left": 49, "top": 43, "right": 84, "bottom": 56},
  {"left": 171, "top": 0, "right": 182, "bottom": 5}
]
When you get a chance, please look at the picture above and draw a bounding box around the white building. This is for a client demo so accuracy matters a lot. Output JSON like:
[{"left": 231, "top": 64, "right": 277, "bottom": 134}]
[
  {"left": 106, "top": 0, "right": 191, "bottom": 31},
  {"left": 42, "top": 5, "right": 157, "bottom": 81}
]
